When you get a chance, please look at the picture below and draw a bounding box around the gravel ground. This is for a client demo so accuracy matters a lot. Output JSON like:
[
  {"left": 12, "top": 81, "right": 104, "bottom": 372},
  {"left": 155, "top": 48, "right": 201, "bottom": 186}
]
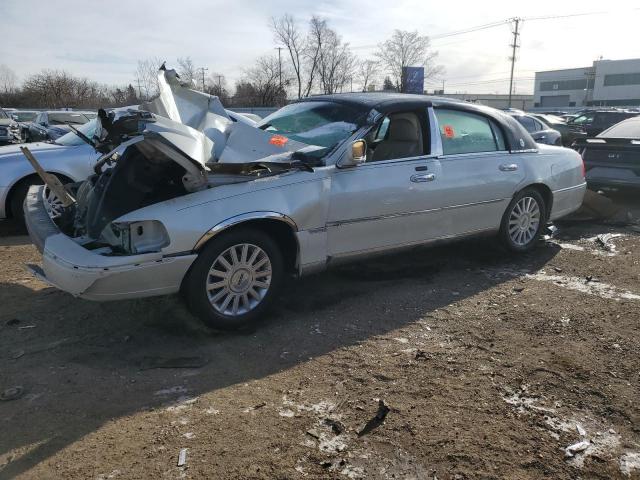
[{"left": 0, "top": 192, "right": 639, "bottom": 480}]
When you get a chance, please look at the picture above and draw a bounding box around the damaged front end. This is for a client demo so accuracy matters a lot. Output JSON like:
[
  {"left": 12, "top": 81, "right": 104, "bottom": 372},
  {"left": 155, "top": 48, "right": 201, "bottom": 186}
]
[{"left": 23, "top": 67, "right": 316, "bottom": 299}]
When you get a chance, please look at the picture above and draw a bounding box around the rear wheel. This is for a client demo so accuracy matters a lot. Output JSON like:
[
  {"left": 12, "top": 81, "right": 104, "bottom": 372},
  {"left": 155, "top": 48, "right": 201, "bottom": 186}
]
[
  {"left": 183, "top": 228, "right": 284, "bottom": 330},
  {"left": 498, "top": 188, "right": 547, "bottom": 252}
]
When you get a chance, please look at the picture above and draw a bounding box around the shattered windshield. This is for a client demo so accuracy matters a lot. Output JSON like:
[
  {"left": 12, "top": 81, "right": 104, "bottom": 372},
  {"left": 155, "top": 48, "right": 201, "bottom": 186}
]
[
  {"left": 258, "top": 101, "right": 366, "bottom": 152},
  {"left": 55, "top": 119, "right": 97, "bottom": 146}
]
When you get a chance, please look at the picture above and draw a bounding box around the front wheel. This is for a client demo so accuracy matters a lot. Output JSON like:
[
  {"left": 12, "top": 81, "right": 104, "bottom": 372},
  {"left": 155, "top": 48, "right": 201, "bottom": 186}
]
[
  {"left": 498, "top": 188, "right": 547, "bottom": 252},
  {"left": 182, "top": 228, "right": 284, "bottom": 330}
]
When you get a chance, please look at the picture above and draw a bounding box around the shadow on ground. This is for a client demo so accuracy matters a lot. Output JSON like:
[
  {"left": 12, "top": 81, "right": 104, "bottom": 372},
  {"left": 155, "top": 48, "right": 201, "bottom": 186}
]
[{"left": 0, "top": 235, "right": 560, "bottom": 479}]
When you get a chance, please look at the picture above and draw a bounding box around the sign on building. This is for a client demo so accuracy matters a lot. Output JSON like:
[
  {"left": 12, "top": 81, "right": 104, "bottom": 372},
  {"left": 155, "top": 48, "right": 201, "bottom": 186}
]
[{"left": 402, "top": 67, "right": 424, "bottom": 94}]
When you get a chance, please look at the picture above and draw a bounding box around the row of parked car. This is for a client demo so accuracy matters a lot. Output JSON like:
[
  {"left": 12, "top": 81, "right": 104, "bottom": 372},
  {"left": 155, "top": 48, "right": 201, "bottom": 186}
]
[
  {"left": 0, "top": 108, "right": 96, "bottom": 144},
  {"left": 505, "top": 107, "right": 640, "bottom": 147}
]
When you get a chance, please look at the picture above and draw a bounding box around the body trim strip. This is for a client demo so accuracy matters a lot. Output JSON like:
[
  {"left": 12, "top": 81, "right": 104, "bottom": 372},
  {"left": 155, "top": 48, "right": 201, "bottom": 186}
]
[
  {"left": 326, "top": 198, "right": 505, "bottom": 228},
  {"left": 552, "top": 182, "right": 587, "bottom": 194},
  {"left": 193, "top": 211, "right": 298, "bottom": 251}
]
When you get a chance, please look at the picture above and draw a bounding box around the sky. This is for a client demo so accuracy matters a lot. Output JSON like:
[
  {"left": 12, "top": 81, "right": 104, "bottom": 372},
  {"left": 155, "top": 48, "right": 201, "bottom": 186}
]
[{"left": 1, "top": 0, "right": 639, "bottom": 95}]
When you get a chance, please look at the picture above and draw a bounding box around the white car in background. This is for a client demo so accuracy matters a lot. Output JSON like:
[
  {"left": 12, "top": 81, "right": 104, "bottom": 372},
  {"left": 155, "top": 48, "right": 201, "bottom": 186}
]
[{"left": 0, "top": 121, "right": 98, "bottom": 223}]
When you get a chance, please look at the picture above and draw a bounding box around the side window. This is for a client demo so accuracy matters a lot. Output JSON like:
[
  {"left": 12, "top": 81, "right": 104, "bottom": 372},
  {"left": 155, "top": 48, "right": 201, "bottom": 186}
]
[
  {"left": 365, "top": 112, "right": 425, "bottom": 162},
  {"left": 533, "top": 119, "right": 545, "bottom": 131},
  {"left": 374, "top": 117, "right": 390, "bottom": 141},
  {"left": 435, "top": 109, "right": 506, "bottom": 155},
  {"left": 516, "top": 116, "right": 537, "bottom": 133}
]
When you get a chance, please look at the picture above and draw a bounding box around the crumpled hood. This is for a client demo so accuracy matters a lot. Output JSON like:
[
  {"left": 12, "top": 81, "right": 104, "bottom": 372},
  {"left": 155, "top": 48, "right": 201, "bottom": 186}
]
[
  {"left": 0, "top": 118, "right": 14, "bottom": 127},
  {"left": 122, "top": 69, "right": 316, "bottom": 168}
]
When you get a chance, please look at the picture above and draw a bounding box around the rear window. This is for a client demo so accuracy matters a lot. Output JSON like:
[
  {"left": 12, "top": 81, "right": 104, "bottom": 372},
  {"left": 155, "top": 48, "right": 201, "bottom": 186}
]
[
  {"left": 48, "top": 112, "right": 90, "bottom": 125},
  {"left": 599, "top": 118, "right": 640, "bottom": 139}
]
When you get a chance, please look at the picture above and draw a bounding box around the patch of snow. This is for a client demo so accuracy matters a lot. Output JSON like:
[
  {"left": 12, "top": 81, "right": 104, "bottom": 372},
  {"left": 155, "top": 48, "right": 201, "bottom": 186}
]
[{"left": 525, "top": 271, "right": 640, "bottom": 301}]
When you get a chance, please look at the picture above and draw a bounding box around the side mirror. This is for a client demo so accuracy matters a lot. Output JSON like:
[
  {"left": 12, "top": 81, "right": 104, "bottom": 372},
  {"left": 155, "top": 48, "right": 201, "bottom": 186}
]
[{"left": 339, "top": 139, "right": 367, "bottom": 168}]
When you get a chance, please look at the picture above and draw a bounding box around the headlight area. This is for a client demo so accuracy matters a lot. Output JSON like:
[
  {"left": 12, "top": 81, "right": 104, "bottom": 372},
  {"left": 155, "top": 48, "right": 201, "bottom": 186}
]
[{"left": 102, "top": 220, "right": 170, "bottom": 255}]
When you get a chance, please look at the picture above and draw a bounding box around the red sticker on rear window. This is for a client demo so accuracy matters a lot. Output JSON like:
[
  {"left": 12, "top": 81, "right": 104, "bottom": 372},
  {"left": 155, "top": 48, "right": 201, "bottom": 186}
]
[
  {"left": 269, "top": 135, "right": 289, "bottom": 147},
  {"left": 443, "top": 125, "right": 455, "bottom": 138}
]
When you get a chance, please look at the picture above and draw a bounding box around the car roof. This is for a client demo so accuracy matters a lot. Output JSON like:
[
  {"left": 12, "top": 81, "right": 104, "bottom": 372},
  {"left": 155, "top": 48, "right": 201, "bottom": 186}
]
[{"left": 299, "top": 92, "right": 467, "bottom": 111}]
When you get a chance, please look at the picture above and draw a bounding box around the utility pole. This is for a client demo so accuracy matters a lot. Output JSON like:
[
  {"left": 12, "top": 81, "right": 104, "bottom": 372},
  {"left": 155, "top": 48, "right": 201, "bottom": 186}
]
[
  {"left": 135, "top": 78, "right": 143, "bottom": 100},
  {"left": 507, "top": 17, "right": 521, "bottom": 109},
  {"left": 275, "top": 47, "right": 283, "bottom": 91},
  {"left": 199, "top": 67, "right": 209, "bottom": 92},
  {"left": 442, "top": 79, "right": 445, "bottom": 94}
]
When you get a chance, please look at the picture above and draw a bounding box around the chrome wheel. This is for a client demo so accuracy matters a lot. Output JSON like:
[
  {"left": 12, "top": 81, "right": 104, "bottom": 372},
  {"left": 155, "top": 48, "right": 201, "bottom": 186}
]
[
  {"left": 508, "top": 196, "right": 541, "bottom": 246},
  {"left": 43, "top": 185, "right": 64, "bottom": 219},
  {"left": 206, "top": 243, "right": 272, "bottom": 316}
]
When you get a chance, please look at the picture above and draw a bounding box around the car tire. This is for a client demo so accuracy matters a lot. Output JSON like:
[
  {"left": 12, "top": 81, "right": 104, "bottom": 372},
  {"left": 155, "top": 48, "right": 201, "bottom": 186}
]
[
  {"left": 498, "top": 188, "right": 547, "bottom": 253},
  {"left": 9, "top": 177, "right": 43, "bottom": 224},
  {"left": 183, "top": 228, "right": 284, "bottom": 330}
]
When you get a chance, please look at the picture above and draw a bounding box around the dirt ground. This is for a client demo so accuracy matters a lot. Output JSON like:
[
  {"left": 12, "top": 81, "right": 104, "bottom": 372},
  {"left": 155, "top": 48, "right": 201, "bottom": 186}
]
[{"left": 1, "top": 192, "right": 639, "bottom": 480}]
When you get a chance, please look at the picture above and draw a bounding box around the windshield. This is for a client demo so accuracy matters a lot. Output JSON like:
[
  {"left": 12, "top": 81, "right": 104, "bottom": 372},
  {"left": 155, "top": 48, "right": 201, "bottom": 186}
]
[
  {"left": 55, "top": 119, "right": 97, "bottom": 146},
  {"left": 49, "top": 112, "right": 90, "bottom": 125},
  {"left": 13, "top": 111, "right": 37, "bottom": 122},
  {"left": 540, "top": 114, "right": 564, "bottom": 125},
  {"left": 569, "top": 114, "right": 594, "bottom": 125},
  {"left": 258, "top": 101, "right": 366, "bottom": 153}
]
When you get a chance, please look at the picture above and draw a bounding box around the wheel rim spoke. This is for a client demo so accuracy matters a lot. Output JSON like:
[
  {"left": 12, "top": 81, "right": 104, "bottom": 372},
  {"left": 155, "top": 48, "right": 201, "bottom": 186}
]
[
  {"left": 206, "top": 243, "right": 273, "bottom": 318},
  {"left": 508, "top": 196, "right": 541, "bottom": 246}
]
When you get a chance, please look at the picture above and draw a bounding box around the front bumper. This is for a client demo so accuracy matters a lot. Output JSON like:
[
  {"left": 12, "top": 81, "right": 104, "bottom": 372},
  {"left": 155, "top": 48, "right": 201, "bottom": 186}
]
[{"left": 24, "top": 186, "right": 197, "bottom": 301}]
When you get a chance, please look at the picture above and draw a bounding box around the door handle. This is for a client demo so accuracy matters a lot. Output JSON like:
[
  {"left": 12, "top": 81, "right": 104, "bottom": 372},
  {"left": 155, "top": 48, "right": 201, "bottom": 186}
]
[
  {"left": 499, "top": 163, "right": 519, "bottom": 172},
  {"left": 410, "top": 173, "right": 435, "bottom": 183},
  {"left": 414, "top": 165, "right": 429, "bottom": 171}
]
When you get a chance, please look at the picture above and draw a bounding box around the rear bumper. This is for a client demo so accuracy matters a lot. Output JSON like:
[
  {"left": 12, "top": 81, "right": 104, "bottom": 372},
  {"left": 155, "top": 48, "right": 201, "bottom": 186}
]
[
  {"left": 587, "top": 168, "right": 640, "bottom": 189},
  {"left": 24, "top": 186, "right": 197, "bottom": 301}
]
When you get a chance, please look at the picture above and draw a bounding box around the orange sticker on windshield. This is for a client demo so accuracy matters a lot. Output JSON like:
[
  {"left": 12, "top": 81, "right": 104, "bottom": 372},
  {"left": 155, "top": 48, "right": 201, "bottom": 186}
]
[
  {"left": 269, "top": 135, "right": 289, "bottom": 147},
  {"left": 443, "top": 125, "right": 455, "bottom": 138}
]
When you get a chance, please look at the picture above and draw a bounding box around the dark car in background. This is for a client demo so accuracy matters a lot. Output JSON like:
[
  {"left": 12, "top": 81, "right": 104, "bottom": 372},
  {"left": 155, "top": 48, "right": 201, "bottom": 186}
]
[
  {"left": 567, "top": 109, "right": 639, "bottom": 137},
  {"left": 533, "top": 113, "right": 586, "bottom": 146},
  {"left": 508, "top": 112, "right": 562, "bottom": 145},
  {"left": 10, "top": 110, "right": 37, "bottom": 142},
  {"left": 26, "top": 111, "right": 93, "bottom": 142},
  {"left": 573, "top": 116, "right": 640, "bottom": 190}
]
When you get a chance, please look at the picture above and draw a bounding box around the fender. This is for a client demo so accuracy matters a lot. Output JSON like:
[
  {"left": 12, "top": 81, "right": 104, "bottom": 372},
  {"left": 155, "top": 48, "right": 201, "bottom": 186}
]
[{"left": 193, "top": 211, "right": 298, "bottom": 251}]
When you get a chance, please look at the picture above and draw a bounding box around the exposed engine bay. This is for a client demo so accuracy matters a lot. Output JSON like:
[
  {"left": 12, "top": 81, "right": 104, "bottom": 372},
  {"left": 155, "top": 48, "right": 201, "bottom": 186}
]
[{"left": 24, "top": 68, "right": 319, "bottom": 256}]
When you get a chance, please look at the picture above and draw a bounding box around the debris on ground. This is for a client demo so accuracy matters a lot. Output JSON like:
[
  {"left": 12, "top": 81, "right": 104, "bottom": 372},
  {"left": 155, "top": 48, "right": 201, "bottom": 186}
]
[
  {"left": 565, "top": 440, "right": 590, "bottom": 458},
  {"left": 1, "top": 386, "right": 24, "bottom": 401},
  {"left": 358, "top": 399, "right": 391, "bottom": 437},
  {"left": 323, "top": 418, "right": 346, "bottom": 435},
  {"left": 177, "top": 448, "right": 187, "bottom": 467}
]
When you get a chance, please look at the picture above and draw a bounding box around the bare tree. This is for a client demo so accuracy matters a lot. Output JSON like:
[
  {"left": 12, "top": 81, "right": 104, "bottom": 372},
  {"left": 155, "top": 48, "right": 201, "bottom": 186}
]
[
  {"left": 358, "top": 59, "right": 379, "bottom": 92},
  {"left": 177, "top": 56, "right": 197, "bottom": 88},
  {"left": 377, "top": 30, "right": 443, "bottom": 92},
  {"left": 21, "top": 70, "right": 112, "bottom": 108},
  {"left": 235, "top": 55, "right": 287, "bottom": 107},
  {"left": 313, "top": 22, "right": 355, "bottom": 94},
  {"left": 134, "top": 57, "right": 164, "bottom": 100},
  {"left": 271, "top": 14, "right": 304, "bottom": 99},
  {"left": 0, "top": 64, "right": 17, "bottom": 94},
  {"left": 303, "top": 15, "right": 326, "bottom": 97}
]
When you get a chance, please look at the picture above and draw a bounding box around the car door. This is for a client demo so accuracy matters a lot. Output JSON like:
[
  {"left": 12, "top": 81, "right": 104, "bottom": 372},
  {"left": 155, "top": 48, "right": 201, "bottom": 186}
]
[
  {"left": 433, "top": 108, "right": 526, "bottom": 234},
  {"left": 326, "top": 109, "right": 447, "bottom": 257}
]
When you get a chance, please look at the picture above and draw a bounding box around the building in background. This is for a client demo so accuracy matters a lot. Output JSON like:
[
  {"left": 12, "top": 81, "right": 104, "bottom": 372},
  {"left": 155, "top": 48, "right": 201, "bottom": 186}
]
[{"left": 534, "top": 58, "right": 640, "bottom": 108}]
